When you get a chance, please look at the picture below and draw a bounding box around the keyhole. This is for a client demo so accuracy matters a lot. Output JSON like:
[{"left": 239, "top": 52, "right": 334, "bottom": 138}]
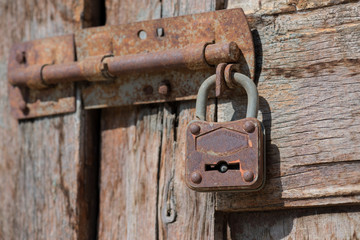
[{"left": 205, "top": 161, "right": 239, "bottom": 173}]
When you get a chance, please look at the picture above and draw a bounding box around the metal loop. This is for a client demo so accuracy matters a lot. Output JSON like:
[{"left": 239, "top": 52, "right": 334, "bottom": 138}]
[
  {"left": 195, "top": 72, "right": 258, "bottom": 121},
  {"left": 100, "top": 54, "right": 116, "bottom": 79}
]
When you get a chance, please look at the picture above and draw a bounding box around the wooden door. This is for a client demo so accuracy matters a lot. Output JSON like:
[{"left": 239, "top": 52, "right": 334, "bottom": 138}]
[
  {"left": 1, "top": 0, "right": 360, "bottom": 239},
  {"left": 0, "top": 1, "right": 103, "bottom": 239}
]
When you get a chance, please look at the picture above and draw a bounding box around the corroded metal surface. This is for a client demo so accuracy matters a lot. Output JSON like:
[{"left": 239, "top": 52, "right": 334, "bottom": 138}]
[
  {"left": 185, "top": 118, "right": 265, "bottom": 192},
  {"left": 9, "top": 42, "right": 241, "bottom": 87},
  {"left": 78, "top": 8, "right": 255, "bottom": 109},
  {"left": 8, "top": 35, "right": 75, "bottom": 119},
  {"left": 215, "top": 63, "right": 227, "bottom": 97},
  {"left": 187, "top": 72, "right": 263, "bottom": 192},
  {"left": 8, "top": 8, "right": 254, "bottom": 116}
]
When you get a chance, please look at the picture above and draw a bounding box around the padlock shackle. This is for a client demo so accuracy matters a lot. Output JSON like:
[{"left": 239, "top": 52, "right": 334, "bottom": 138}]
[{"left": 195, "top": 72, "right": 258, "bottom": 120}]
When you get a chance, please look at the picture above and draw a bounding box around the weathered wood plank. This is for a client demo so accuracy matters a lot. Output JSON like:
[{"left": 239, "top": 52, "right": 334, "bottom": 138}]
[
  {"left": 0, "top": 0, "right": 99, "bottom": 239},
  {"left": 99, "top": 1, "right": 219, "bottom": 239},
  {"left": 216, "top": 2, "right": 360, "bottom": 211},
  {"left": 162, "top": 0, "right": 217, "bottom": 17},
  {"left": 157, "top": 102, "right": 216, "bottom": 240},
  {"left": 157, "top": 1, "right": 218, "bottom": 239},
  {"left": 228, "top": 0, "right": 358, "bottom": 15},
  {"left": 0, "top": 1, "right": 83, "bottom": 60},
  {"left": 105, "top": 0, "right": 161, "bottom": 25},
  {"left": 98, "top": 106, "right": 162, "bottom": 239},
  {"left": 226, "top": 206, "right": 360, "bottom": 239},
  {"left": 97, "top": 2, "right": 162, "bottom": 239}
]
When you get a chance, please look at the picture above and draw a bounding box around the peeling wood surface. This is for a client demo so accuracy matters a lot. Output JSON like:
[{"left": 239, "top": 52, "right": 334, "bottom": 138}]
[
  {"left": 225, "top": 206, "right": 360, "bottom": 239},
  {"left": 216, "top": 1, "right": 360, "bottom": 211},
  {"left": 0, "top": 0, "right": 98, "bottom": 239}
]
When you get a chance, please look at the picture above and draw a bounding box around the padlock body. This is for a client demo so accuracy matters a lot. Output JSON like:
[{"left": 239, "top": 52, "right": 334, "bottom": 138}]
[{"left": 185, "top": 117, "right": 265, "bottom": 192}]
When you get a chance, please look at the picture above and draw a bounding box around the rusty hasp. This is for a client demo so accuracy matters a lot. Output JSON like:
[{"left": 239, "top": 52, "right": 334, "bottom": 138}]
[
  {"left": 8, "top": 8, "right": 255, "bottom": 118},
  {"left": 7, "top": 35, "right": 76, "bottom": 120},
  {"left": 186, "top": 73, "right": 265, "bottom": 192},
  {"left": 79, "top": 8, "right": 255, "bottom": 109}
]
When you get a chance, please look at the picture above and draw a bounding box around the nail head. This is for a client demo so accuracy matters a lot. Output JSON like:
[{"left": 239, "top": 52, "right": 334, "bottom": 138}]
[{"left": 190, "top": 172, "right": 202, "bottom": 184}]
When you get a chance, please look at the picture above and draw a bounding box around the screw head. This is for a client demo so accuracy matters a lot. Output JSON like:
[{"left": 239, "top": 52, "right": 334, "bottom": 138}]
[
  {"left": 243, "top": 171, "right": 254, "bottom": 182},
  {"left": 244, "top": 121, "right": 256, "bottom": 133},
  {"left": 190, "top": 172, "right": 202, "bottom": 184},
  {"left": 158, "top": 82, "right": 170, "bottom": 96},
  {"left": 189, "top": 124, "right": 200, "bottom": 135}
]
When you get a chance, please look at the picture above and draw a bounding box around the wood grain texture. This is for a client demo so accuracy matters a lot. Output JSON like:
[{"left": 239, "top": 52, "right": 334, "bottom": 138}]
[
  {"left": 105, "top": 0, "right": 161, "bottom": 25},
  {"left": 227, "top": 0, "right": 359, "bottom": 15},
  {"left": 0, "top": 0, "right": 83, "bottom": 60},
  {"left": 0, "top": 1, "right": 100, "bottom": 239},
  {"left": 98, "top": 1, "right": 219, "bottom": 239},
  {"left": 157, "top": 102, "right": 216, "bottom": 240},
  {"left": 97, "top": 1, "right": 162, "bottom": 239},
  {"left": 162, "top": 0, "right": 217, "bottom": 17},
  {"left": 216, "top": 2, "right": 360, "bottom": 211},
  {"left": 157, "top": 1, "right": 218, "bottom": 239},
  {"left": 98, "top": 106, "right": 162, "bottom": 239},
  {"left": 226, "top": 206, "right": 360, "bottom": 239}
]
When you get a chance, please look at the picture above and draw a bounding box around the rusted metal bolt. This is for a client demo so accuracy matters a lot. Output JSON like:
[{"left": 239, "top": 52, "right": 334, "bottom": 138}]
[
  {"left": 190, "top": 172, "right": 202, "bottom": 184},
  {"left": 244, "top": 121, "right": 255, "bottom": 133},
  {"left": 15, "top": 51, "right": 26, "bottom": 64},
  {"left": 158, "top": 81, "right": 170, "bottom": 96},
  {"left": 243, "top": 171, "right": 254, "bottom": 182},
  {"left": 189, "top": 124, "right": 200, "bottom": 135}
]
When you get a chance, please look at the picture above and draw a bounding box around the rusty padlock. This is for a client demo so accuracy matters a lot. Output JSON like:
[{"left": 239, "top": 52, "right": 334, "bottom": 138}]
[{"left": 185, "top": 73, "right": 265, "bottom": 192}]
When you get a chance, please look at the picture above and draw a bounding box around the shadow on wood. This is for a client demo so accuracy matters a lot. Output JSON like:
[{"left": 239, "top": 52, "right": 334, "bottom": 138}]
[
  {"left": 226, "top": 205, "right": 360, "bottom": 239},
  {"left": 216, "top": 95, "right": 284, "bottom": 210}
]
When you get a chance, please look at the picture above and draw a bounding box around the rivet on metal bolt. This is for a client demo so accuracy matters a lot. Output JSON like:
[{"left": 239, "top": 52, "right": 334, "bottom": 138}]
[
  {"left": 189, "top": 124, "right": 200, "bottom": 135},
  {"left": 243, "top": 171, "right": 254, "bottom": 182},
  {"left": 244, "top": 121, "right": 255, "bottom": 133},
  {"left": 158, "top": 81, "right": 170, "bottom": 96},
  {"left": 191, "top": 172, "right": 202, "bottom": 184}
]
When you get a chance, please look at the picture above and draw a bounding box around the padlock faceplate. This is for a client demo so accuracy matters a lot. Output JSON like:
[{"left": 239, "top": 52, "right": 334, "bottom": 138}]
[{"left": 185, "top": 117, "right": 264, "bottom": 192}]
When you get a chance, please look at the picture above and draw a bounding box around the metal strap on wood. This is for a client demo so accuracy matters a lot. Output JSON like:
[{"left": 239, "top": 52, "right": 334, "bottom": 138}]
[{"left": 8, "top": 8, "right": 255, "bottom": 119}]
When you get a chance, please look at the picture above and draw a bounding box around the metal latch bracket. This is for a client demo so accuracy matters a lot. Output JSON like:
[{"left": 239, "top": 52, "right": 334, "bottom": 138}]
[{"left": 8, "top": 8, "right": 255, "bottom": 119}]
